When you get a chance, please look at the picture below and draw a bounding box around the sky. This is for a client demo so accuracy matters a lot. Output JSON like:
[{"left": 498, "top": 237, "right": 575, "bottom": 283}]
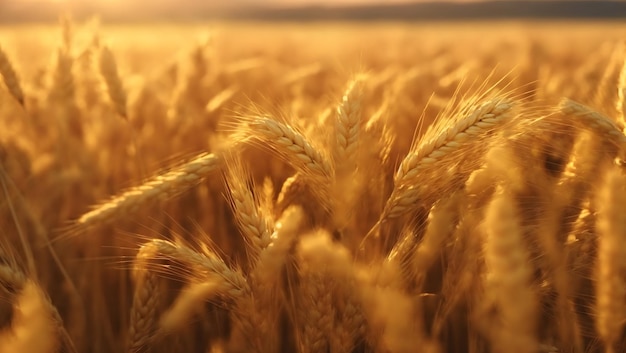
[
  {"left": 1, "top": 0, "right": 431, "bottom": 19},
  {"left": 5, "top": 0, "right": 453, "bottom": 9}
]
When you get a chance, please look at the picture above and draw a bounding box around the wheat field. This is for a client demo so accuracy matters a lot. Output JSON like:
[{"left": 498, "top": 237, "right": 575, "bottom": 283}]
[{"left": 1, "top": 18, "right": 626, "bottom": 353}]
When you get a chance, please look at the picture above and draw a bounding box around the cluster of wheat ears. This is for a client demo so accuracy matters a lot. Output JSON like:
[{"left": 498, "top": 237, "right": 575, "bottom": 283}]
[{"left": 1, "top": 18, "right": 626, "bottom": 353}]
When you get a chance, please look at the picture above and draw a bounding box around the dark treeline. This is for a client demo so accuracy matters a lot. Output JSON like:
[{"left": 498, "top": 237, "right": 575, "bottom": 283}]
[
  {"left": 235, "top": 1, "right": 626, "bottom": 21},
  {"left": 1, "top": 1, "right": 626, "bottom": 23}
]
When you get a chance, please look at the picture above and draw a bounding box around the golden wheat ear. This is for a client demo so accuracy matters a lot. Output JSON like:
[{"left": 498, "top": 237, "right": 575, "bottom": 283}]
[
  {"left": 129, "top": 239, "right": 248, "bottom": 352},
  {"left": 223, "top": 155, "right": 273, "bottom": 263},
  {"left": 0, "top": 46, "right": 25, "bottom": 106},
  {"left": 558, "top": 98, "right": 626, "bottom": 148},
  {"left": 384, "top": 97, "right": 513, "bottom": 220},
  {"left": 333, "top": 76, "right": 364, "bottom": 172},
  {"left": 482, "top": 186, "right": 538, "bottom": 353},
  {"left": 226, "top": 206, "right": 303, "bottom": 353},
  {"left": 70, "top": 152, "right": 222, "bottom": 234},
  {"left": 99, "top": 45, "right": 128, "bottom": 120},
  {"left": 0, "top": 261, "right": 77, "bottom": 353},
  {"left": 127, "top": 242, "right": 162, "bottom": 353},
  {"left": 242, "top": 115, "right": 333, "bottom": 181}
]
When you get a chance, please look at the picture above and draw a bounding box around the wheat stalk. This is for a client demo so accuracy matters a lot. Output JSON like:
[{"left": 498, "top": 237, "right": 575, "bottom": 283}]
[{"left": 617, "top": 56, "right": 626, "bottom": 127}]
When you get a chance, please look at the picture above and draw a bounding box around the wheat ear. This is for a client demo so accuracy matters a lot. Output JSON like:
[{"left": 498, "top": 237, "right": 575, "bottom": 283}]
[
  {"left": 137, "top": 239, "right": 248, "bottom": 346},
  {"left": 483, "top": 187, "right": 537, "bottom": 353},
  {"left": 595, "top": 167, "right": 626, "bottom": 353},
  {"left": 138, "top": 239, "right": 248, "bottom": 299},
  {"left": 128, "top": 244, "right": 161, "bottom": 353},
  {"left": 75, "top": 152, "right": 221, "bottom": 231},
  {"left": 297, "top": 231, "right": 349, "bottom": 353},
  {"left": 153, "top": 240, "right": 250, "bottom": 335},
  {"left": 411, "top": 191, "right": 462, "bottom": 285},
  {"left": 230, "top": 206, "right": 303, "bottom": 352},
  {"left": 559, "top": 98, "right": 626, "bottom": 146},
  {"left": 384, "top": 98, "right": 513, "bottom": 219},
  {"left": 0, "top": 263, "right": 73, "bottom": 353},
  {"left": 334, "top": 77, "right": 364, "bottom": 171},
  {"left": 48, "top": 48, "right": 75, "bottom": 103},
  {"left": 298, "top": 269, "right": 334, "bottom": 353},
  {"left": 224, "top": 157, "right": 272, "bottom": 262},
  {"left": 0, "top": 46, "right": 25, "bottom": 105},
  {"left": 99, "top": 46, "right": 128, "bottom": 119},
  {"left": 244, "top": 116, "right": 333, "bottom": 180}
]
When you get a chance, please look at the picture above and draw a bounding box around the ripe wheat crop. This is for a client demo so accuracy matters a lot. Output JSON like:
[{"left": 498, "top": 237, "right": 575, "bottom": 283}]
[{"left": 1, "top": 19, "right": 626, "bottom": 353}]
